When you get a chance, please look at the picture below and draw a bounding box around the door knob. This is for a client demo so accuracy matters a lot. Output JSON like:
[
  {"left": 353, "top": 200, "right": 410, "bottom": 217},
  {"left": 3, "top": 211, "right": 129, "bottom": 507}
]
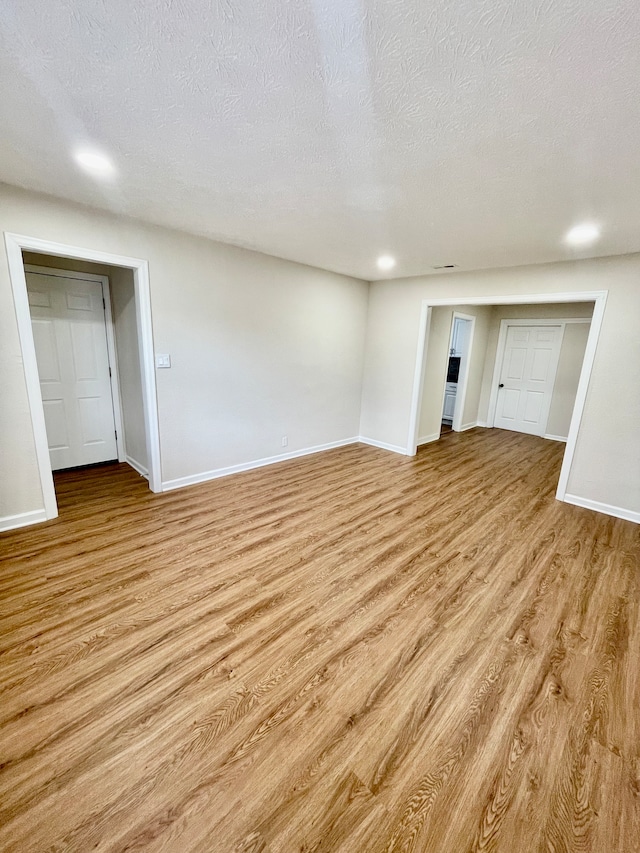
[{"left": 498, "top": 383, "right": 504, "bottom": 388}]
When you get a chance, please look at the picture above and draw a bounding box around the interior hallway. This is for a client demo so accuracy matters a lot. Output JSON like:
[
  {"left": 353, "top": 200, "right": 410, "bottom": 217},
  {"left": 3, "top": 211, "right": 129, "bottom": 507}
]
[{"left": 0, "top": 429, "right": 638, "bottom": 852}]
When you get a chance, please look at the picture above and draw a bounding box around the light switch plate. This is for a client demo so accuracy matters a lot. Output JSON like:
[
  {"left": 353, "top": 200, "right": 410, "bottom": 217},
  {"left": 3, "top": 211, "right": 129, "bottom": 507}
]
[{"left": 155, "top": 353, "right": 171, "bottom": 368}]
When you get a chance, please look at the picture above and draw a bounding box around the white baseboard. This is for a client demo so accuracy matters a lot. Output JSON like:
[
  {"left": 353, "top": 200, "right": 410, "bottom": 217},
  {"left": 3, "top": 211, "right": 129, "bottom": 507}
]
[
  {"left": 126, "top": 455, "right": 149, "bottom": 479},
  {"left": 544, "top": 434, "right": 568, "bottom": 443},
  {"left": 417, "top": 433, "right": 440, "bottom": 446},
  {"left": 563, "top": 493, "right": 640, "bottom": 525},
  {"left": 0, "top": 508, "right": 48, "bottom": 532},
  {"left": 418, "top": 421, "right": 478, "bottom": 445},
  {"left": 162, "top": 437, "right": 360, "bottom": 491},
  {"left": 358, "top": 436, "right": 409, "bottom": 455},
  {"left": 476, "top": 420, "right": 491, "bottom": 428}
]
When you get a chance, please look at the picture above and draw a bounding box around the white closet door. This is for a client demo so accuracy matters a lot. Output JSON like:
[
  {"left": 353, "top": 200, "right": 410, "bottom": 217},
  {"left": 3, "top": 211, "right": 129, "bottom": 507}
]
[
  {"left": 27, "top": 272, "right": 118, "bottom": 470},
  {"left": 494, "top": 325, "right": 563, "bottom": 436}
]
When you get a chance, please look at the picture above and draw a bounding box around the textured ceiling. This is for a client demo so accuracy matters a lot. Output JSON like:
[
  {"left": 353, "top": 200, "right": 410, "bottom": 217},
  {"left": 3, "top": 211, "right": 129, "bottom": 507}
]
[{"left": 2, "top": 0, "right": 640, "bottom": 279}]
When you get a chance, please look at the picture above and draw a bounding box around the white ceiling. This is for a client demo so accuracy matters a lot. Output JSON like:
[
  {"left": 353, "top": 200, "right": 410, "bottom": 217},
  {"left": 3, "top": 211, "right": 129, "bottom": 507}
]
[{"left": 2, "top": 0, "right": 640, "bottom": 280}]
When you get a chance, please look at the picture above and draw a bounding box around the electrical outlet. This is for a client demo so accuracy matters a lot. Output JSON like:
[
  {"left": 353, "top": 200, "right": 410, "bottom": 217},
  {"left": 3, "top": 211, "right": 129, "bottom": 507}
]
[
  {"left": 155, "top": 353, "right": 171, "bottom": 368},
  {"left": 281, "top": 436, "right": 288, "bottom": 447}
]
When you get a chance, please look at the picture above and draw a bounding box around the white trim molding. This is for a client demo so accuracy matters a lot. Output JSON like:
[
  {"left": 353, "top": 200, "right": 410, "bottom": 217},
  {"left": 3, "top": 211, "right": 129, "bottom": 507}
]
[
  {"left": 544, "top": 434, "right": 568, "bottom": 443},
  {"left": 162, "top": 437, "right": 360, "bottom": 491},
  {"left": 126, "top": 456, "right": 149, "bottom": 479},
  {"left": 564, "top": 494, "right": 640, "bottom": 525},
  {"left": 359, "top": 436, "right": 409, "bottom": 455},
  {"left": 163, "top": 434, "right": 414, "bottom": 493},
  {"left": 406, "top": 290, "right": 608, "bottom": 509},
  {"left": 418, "top": 422, "right": 477, "bottom": 446},
  {"left": 417, "top": 433, "right": 441, "bottom": 446},
  {"left": 0, "top": 509, "right": 49, "bottom": 532},
  {"left": 4, "top": 233, "right": 163, "bottom": 526}
]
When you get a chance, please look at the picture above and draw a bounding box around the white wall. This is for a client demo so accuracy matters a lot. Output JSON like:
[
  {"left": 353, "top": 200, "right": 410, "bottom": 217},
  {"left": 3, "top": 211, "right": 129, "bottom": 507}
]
[
  {"left": 1, "top": 184, "right": 368, "bottom": 521},
  {"left": 546, "top": 323, "right": 591, "bottom": 439},
  {"left": 360, "top": 258, "right": 640, "bottom": 515},
  {"left": 108, "top": 266, "right": 148, "bottom": 472},
  {"left": 459, "top": 309, "right": 492, "bottom": 430}
]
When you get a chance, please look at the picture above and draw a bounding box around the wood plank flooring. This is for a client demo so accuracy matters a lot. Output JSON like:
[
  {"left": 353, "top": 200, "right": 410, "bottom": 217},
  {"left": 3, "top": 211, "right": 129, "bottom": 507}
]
[{"left": 1, "top": 428, "right": 639, "bottom": 852}]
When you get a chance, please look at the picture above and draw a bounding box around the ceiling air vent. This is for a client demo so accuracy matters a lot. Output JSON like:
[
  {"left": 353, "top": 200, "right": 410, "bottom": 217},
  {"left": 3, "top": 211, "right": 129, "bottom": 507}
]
[{"left": 432, "top": 264, "right": 458, "bottom": 270}]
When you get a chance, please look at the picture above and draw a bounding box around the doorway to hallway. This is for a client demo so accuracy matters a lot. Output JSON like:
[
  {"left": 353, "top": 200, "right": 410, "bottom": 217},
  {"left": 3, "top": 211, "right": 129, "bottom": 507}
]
[
  {"left": 26, "top": 265, "right": 122, "bottom": 471},
  {"left": 5, "top": 231, "right": 162, "bottom": 528}
]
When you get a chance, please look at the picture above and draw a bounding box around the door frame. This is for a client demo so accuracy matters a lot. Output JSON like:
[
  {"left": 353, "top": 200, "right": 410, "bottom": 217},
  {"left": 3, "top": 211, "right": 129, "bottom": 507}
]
[
  {"left": 24, "top": 263, "right": 127, "bottom": 466},
  {"left": 450, "top": 312, "right": 476, "bottom": 433},
  {"left": 487, "top": 318, "right": 592, "bottom": 433},
  {"left": 5, "top": 233, "right": 162, "bottom": 522},
  {"left": 407, "top": 291, "right": 608, "bottom": 503}
]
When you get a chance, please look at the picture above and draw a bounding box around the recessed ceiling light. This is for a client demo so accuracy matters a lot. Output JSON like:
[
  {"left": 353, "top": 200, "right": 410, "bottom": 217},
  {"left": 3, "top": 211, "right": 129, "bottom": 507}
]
[
  {"left": 376, "top": 254, "right": 396, "bottom": 271},
  {"left": 564, "top": 223, "right": 601, "bottom": 247},
  {"left": 74, "top": 148, "right": 116, "bottom": 178}
]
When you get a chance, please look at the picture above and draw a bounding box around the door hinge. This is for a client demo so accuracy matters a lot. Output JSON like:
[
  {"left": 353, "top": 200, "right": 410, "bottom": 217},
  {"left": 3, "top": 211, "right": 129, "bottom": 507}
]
[
  {"left": 115, "top": 430, "right": 118, "bottom": 440},
  {"left": 102, "top": 297, "right": 106, "bottom": 310},
  {"left": 109, "top": 366, "right": 112, "bottom": 377}
]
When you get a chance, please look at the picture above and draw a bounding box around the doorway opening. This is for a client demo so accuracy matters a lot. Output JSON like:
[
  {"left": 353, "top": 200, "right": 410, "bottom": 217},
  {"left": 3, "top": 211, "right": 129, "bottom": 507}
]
[
  {"left": 24, "top": 261, "right": 125, "bottom": 473},
  {"left": 5, "top": 233, "right": 161, "bottom": 525},
  {"left": 440, "top": 313, "right": 475, "bottom": 436},
  {"left": 409, "top": 291, "right": 606, "bottom": 503}
]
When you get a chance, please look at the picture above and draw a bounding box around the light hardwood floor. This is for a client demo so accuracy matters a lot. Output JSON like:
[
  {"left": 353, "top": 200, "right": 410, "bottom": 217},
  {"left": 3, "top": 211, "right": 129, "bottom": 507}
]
[{"left": 1, "top": 429, "right": 639, "bottom": 852}]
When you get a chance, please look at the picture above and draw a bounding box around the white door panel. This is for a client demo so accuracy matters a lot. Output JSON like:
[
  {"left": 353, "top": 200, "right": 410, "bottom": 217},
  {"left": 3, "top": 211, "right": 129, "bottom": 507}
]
[
  {"left": 506, "top": 347, "right": 527, "bottom": 380},
  {"left": 42, "top": 398, "right": 70, "bottom": 450},
  {"left": 66, "top": 290, "right": 93, "bottom": 311},
  {"left": 27, "top": 288, "right": 52, "bottom": 308},
  {"left": 501, "top": 388, "right": 520, "bottom": 421},
  {"left": 494, "top": 325, "right": 563, "bottom": 436},
  {"left": 27, "top": 272, "right": 118, "bottom": 470},
  {"left": 71, "top": 324, "right": 100, "bottom": 380},
  {"left": 531, "top": 348, "right": 552, "bottom": 381},
  {"left": 523, "top": 391, "right": 544, "bottom": 423},
  {"left": 31, "top": 319, "right": 61, "bottom": 382}
]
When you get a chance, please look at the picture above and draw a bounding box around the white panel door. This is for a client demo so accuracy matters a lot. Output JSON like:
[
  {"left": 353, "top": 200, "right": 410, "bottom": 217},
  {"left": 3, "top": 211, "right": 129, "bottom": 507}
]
[
  {"left": 27, "top": 272, "right": 118, "bottom": 470},
  {"left": 494, "top": 325, "right": 563, "bottom": 436}
]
